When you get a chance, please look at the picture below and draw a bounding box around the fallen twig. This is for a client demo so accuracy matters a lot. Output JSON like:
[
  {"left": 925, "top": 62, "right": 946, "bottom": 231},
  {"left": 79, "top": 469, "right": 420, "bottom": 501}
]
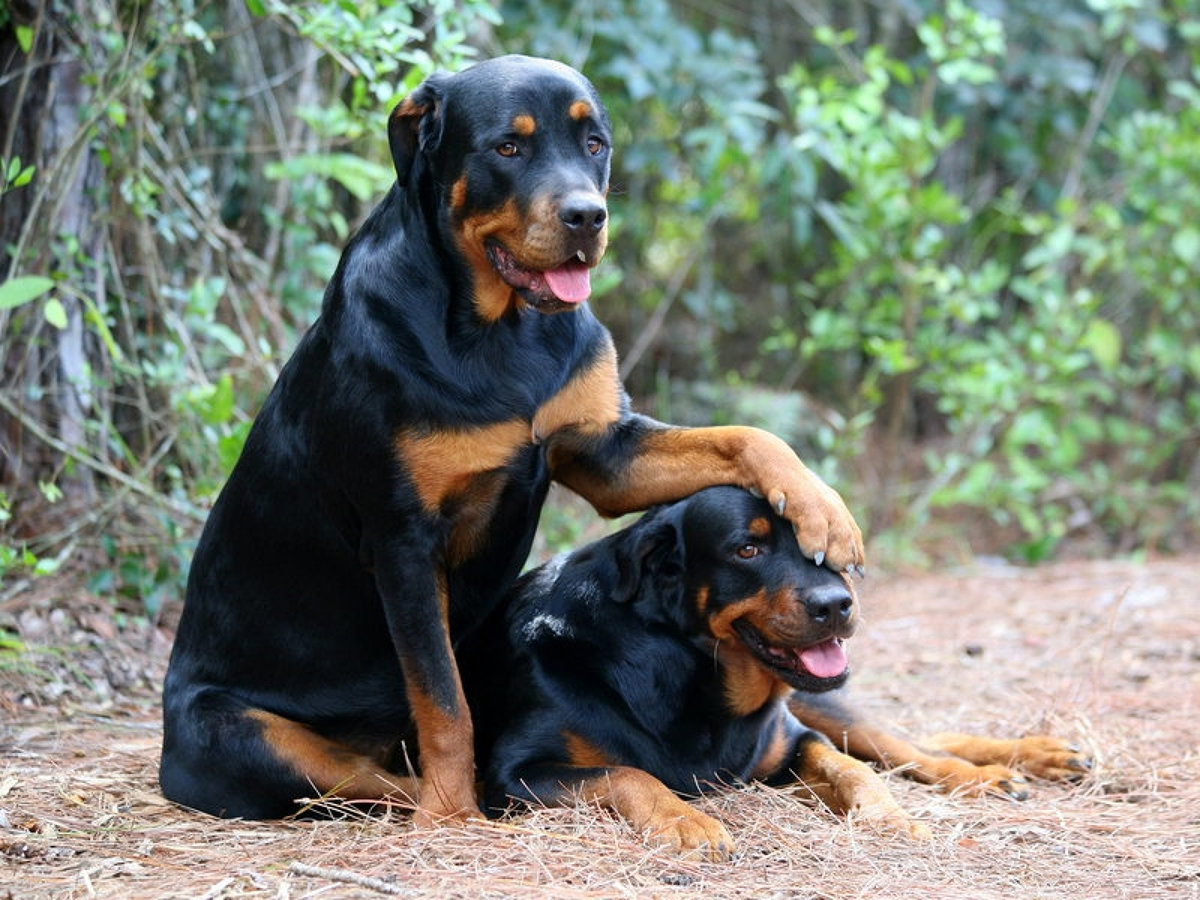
[{"left": 288, "top": 861, "right": 411, "bottom": 896}]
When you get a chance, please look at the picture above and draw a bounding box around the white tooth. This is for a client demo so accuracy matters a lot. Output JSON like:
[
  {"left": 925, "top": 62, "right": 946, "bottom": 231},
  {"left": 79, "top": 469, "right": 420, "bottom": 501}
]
[{"left": 576, "top": 250, "right": 586, "bottom": 263}]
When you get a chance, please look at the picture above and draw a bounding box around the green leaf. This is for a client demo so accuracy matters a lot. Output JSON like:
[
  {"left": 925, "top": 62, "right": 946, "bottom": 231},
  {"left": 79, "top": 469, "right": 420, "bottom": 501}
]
[
  {"left": 1170, "top": 227, "right": 1200, "bottom": 264},
  {"left": 1185, "top": 344, "right": 1200, "bottom": 380},
  {"left": 264, "top": 153, "right": 393, "bottom": 202},
  {"left": 201, "top": 374, "right": 236, "bottom": 426},
  {"left": 0, "top": 630, "right": 26, "bottom": 655},
  {"left": 16, "top": 25, "right": 34, "bottom": 54},
  {"left": 80, "top": 294, "right": 125, "bottom": 364},
  {"left": 106, "top": 101, "right": 127, "bottom": 127},
  {"left": 43, "top": 297, "right": 68, "bottom": 329},
  {"left": 0, "top": 275, "right": 55, "bottom": 310},
  {"left": 218, "top": 422, "right": 252, "bottom": 474},
  {"left": 1081, "top": 319, "right": 1122, "bottom": 372}
]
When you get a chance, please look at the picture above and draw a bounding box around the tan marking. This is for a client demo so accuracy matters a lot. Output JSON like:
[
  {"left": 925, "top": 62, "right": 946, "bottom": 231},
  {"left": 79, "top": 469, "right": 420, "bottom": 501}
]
[
  {"left": 793, "top": 739, "right": 929, "bottom": 839},
  {"left": 787, "top": 699, "right": 1008, "bottom": 795},
  {"left": 548, "top": 424, "right": 864, "bottom": 570},
  {"left": 446, "top": 471, "right": 508, "bottom": 565},
  {"left": 547, "top": 425, "right": 771, "bottom": 518},
  {"left": 515, "top": 193, "right": 605, "bottom": 275},
  {"left": 707, "top": 589, "right": 816, "bottom": 716},
  {"left": 707, "top": 589, "right": 779, "bottom": 643},
  {"left": 450, "top": 175, "right": 467, "bottom": 212},
  {"left": 402, "top": 574, "right": 479, "bottom": 823},
  {"left": 747, "top": 517, "right": 771, "bottom": 539},
  {"left": 569, "top": 100, "right": 593, "bottom": 121},
  {"left": 454, "top": 192, "right": 608, "bottom": 322},
  {"left": 710, "top": 582, "right": 843, "bottom": 649},
  {"left": 390, "top": 96, "right": 428, "bottom": 125},
  {"left": 749, "top": 713, "right": 792, "bottom": 780},
  {"left": 576, "top": 767, "right": 734, "bottom": 861},
  {"left": 513, "top": 114, "right": 536, "bottom": 136},
  {"left": 455, "top": 199, "right": 526, "bottom": 321},
  {"left": 245, "top": 709, "right": 418, "bottom": 805},
  {"left": 920, "top": 733, "right": 1043, "bottom": 768},
  {"left": 396, "top": 420, "right": 530, "bottom": 513},
  {"left": 717, "top": 641, "right": 790, "bottom": 716},
  {"left": 532, "top": 338, "right": 622, "bottom": 441},
  {"left": 920, "top": 732, "right": 1089, "bottom": 784},
  {"left": 564, "top": 732, "right": 610, "bottom": 767},
  {"left": 406, "top": 684, "right": 478, "bottom": 822}
]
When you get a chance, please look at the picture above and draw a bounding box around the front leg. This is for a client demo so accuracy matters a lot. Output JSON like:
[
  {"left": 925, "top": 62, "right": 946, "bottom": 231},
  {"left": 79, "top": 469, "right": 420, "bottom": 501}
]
[
  {"left": 498, "top": 762, "right": 736, "bottom": 861},
  {"left": 790, "top": 732, "right": 930, "bottom": 839},
  {"left": 377, "top": 562, "right": 480, "bottom": 825},
  {"left": 547, "top": 416, "right": 865, "bottom": 572}
]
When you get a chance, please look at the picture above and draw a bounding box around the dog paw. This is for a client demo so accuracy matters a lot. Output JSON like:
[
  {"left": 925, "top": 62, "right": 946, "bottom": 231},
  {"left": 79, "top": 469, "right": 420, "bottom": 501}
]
[
  {"left": 740, "top": 430, "right": 865, "bottom": 572},
  {"left": 854, "top": 804, "right": 933, "bottom": 841},
  {"left": 974, "top": 765, "right": 1033, "bottom": 800},
  {"left": 412, "top": 805, "right": 484, "bottom": 828},
  {"left": 644, "top": 808, "right": 736, "bottom": 862},
  {"left": 411, "top": 781, "right": 484, "bottom": 828},
  {"left": 926, "top": 758, "right": 1032, "bottom": 800},
  {"left": 1007, "top": 735, "right": 1094, "bottom": 781}
]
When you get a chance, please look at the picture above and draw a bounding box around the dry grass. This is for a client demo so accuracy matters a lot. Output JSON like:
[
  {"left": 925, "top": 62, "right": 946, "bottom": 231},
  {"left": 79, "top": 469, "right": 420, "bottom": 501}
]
[{"left": 3, "top": 557, "right": 1198, "bottom": 899}]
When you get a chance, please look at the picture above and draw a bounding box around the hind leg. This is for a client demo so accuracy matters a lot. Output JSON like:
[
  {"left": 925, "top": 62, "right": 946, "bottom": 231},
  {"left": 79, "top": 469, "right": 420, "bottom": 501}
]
[
  {"left": 919, "top": 732, "right": 1092, "bottom": 783},
  {"left": 790, "top": 692, "right": 1091, "bottom": 800},
  {"left": 160, "top": 688, "right": 419, "bottom": 819}
]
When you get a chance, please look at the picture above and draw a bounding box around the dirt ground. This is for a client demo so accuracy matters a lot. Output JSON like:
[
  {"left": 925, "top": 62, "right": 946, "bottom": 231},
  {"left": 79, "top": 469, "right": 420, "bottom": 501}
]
[{"left": 2, "top": 554, "right": 1198, "bottom": 899}]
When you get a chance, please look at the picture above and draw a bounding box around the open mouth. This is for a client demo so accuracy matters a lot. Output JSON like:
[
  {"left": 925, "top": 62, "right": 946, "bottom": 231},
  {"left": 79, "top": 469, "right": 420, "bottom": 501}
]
[
  {"left": 731, "top": 620, "right": 849, "bottom": 692},
  {"left": 486, "top": 242, "right": 593, "bottom": 309}
]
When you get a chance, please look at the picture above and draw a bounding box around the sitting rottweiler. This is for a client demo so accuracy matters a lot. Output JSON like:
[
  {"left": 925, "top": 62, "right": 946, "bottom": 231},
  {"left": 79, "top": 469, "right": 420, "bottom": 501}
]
[
  {"left": 159, "top": 55, "right": 864, "bottom": 825},
  {"left": 470, "top": 486, "right": 1090, "bottom": 860}
]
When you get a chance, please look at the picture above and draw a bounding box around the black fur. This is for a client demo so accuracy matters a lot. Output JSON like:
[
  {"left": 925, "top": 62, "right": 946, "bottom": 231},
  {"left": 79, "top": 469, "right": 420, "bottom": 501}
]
[
  {"left": 159, "top": 55, "right": 863, "bottom": 822},
  {"left": 468, "top": 486, "right": 857, "bottom": 813},
  {"left": 160, "top": 56, "right": 621, "bottom": 819}
]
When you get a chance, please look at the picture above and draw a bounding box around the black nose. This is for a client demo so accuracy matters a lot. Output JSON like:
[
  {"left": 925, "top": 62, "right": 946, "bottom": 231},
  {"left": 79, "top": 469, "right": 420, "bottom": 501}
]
[
  {"left": 804, "top": 584, "right": 854, "bottom": 624},
  {"left": 559, "top": 193, "right": 607, "bottom": 233}
]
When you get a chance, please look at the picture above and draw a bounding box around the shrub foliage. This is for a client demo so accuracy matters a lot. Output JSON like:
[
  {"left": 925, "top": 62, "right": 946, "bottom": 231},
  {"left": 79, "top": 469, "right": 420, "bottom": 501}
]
[{"left": 1, "top": 0, "right": 1196, "bottom": 602}]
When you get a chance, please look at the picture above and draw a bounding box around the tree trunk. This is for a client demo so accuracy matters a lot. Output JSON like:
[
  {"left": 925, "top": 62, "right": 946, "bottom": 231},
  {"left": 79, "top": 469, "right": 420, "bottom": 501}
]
[{"left": 1, "top": 0, "right": 101, "bottom": 533}]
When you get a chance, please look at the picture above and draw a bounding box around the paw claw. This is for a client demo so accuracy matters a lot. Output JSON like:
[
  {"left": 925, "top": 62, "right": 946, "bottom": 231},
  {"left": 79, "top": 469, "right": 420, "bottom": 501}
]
[
  {"left": 814, "top": 550, "right": 826, "bottom": 568},
  {"left": 1000, "top": 778, "right": 1030, "bottom": 801}
]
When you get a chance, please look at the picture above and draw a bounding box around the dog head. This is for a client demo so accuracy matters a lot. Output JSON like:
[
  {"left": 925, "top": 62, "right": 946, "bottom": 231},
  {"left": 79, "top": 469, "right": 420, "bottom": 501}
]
[
  {"left": 619, "top": 486, "right": 858, "bottom": 705},
  {"left": 389, "top": 55, "right": 612, "bottom": 321}
]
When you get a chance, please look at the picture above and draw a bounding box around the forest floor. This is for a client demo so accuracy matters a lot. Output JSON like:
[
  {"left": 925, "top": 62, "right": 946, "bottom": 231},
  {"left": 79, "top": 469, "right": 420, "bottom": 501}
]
[{"left": 2, "top": 552, "right": 1198, "bottom": 899}]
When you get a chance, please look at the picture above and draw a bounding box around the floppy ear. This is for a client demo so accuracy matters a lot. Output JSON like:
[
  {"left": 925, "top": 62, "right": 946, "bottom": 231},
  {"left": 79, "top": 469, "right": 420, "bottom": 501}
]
[
  {"left": 613, "top": 509, "right": 685, "bottom": 607},
  {"left": 388, "top": 74, "right": 448, "bottom": 186}
]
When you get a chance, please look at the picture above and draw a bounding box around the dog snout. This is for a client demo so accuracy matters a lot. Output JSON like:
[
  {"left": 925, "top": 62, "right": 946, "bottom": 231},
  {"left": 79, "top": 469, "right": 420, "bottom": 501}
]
[
  {"left": 558, "top": 191, "right": 607, "bottom": 235},
  {"left": 803, "top": 583, "right": 854, "bottom": 626}
]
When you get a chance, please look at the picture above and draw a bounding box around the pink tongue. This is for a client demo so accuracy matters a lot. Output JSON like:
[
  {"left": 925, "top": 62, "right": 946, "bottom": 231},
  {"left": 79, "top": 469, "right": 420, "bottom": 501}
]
[
  {"left": 798, "top": 639, "right": 847, "bottom": 679},
  {"left": 543, "top": 261, "right": 592, "bottom": 304}
]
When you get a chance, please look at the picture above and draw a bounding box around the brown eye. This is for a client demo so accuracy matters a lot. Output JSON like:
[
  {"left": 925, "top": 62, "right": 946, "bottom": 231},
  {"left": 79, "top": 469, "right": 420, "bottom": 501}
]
[
  {"left": 586, "top": 136, "right": 605, "bottom": 155},
  {"left": 736, "top": 544, "right": 761, "bottom": 560},
  {"left": 497, "top": 142, "right": 519, "bottom": 158}
]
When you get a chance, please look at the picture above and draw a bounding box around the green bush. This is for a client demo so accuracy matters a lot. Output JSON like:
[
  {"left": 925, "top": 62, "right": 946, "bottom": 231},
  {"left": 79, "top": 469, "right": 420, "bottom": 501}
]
[{"left": 3, "top": 0, "right": 1198, "bottom": 611}]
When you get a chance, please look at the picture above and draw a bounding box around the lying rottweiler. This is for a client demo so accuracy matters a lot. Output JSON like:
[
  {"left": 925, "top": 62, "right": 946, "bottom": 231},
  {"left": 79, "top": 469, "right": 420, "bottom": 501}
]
[
  {"left": 470, "top": 486, "right": 1090, "bottom": 860},
  {"left": 159, "top": 55, "right": 864, "bottom": 824}
]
